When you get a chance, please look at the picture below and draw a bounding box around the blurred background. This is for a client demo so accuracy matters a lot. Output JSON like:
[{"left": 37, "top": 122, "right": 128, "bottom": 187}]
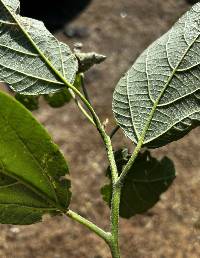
[
  {"left": 20, "top": 0, "right": 92, "bottom": 31},
  {"left": 0, "top": 0, "right": 200, "bottom": 257}
]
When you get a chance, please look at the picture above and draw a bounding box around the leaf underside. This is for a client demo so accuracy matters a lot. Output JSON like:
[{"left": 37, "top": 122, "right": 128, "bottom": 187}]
[
  {"left": 0, "top": 91, "right": 71, "bottom": 224},
  {"left": 113, "top": 3, "right": 200, "bottom": 148},
  {"left": 101, "top": 149, "right": 175, "bottom": 218},
  {"left": 0, "top": 0, "right": 78, "bottom": 95}
]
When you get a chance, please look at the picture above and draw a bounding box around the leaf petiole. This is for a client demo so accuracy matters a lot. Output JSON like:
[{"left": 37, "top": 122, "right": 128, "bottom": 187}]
[
  {"left": 65, "top": 209, "right": 111, "bottom": 244},
  {"left": 68, "top": 88, "right": 95, "bottom": 126},
  {"left": 80, "top": 74, "right": 92, "bottom": 104},
  {"left": 116, "top": 140, "right": 143, "bottom": 186}
]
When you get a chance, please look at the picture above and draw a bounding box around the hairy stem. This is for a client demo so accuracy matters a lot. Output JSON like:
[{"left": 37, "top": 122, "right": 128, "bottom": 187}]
[
  {"left": 64, "top": 79, "right": 121, "bottom": 257},
  {"left": 64, "top": 80, "right": 122, "bottom": 257},
  {"left": 109, "top": 184, "right": 121, "bottom": 258}
]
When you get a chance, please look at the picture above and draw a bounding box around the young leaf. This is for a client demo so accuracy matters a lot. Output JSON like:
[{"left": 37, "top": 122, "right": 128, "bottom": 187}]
[
  {"left": 101, "top": 150, "right": 175, "bottom": 218},
  {"left": 113, "top": 3, "right": 200, "bottom": 148},
  {"left": 75, "top": 52, "right": 106, "bottom": 73},
  {"left": 44, "top": 89, "right": 71, "bottom": 108},
  {"left": 0, "top": 91, "right": 71, "bottom": 224},
  {"left": 0, "top": 0, "right": 78, "bottom": 95}
]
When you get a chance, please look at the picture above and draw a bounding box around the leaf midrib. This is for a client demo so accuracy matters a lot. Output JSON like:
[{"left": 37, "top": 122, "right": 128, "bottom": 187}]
[
  {"left": 132, "top": 30, "right": 200, "bottom": 146},
  {"left": 145, "top": 109, "right": 199, "bottom": 144}
]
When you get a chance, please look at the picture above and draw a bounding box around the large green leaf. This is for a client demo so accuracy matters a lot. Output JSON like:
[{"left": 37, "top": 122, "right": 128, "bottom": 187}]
[
  {"left": 0, "top": 0, "right": 78, "bottom": 95},
  {"left": 0, "top": 91, "right": 71, "bottom": 224},
  {"left": 101, "top": 150, "right": 175, "bottom": 218},
  {"left": 113, "top": 3, "right": 200, "bottom": 148}
]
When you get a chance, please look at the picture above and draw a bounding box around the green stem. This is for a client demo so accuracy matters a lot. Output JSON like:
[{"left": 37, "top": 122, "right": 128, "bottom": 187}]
[
  {"left": 117, "top": 141, "right": 143, "bottom": 186},
  {"left": 68, "top": 88, "right": 95, "bottom": 126},
  {"left": 104, "top": 135, "right": 119, "bottom": 183},
  {"left": 59, "top": 78, "right": 120, "bottom": 256},
  {"left": 66, "top": 209, "right": 111, "bottom": 244},
  {"left": 109, "top": 184, "right": 121, "bottom": 258},
  {"left": 74, "top": 98, "right": 95, "bottom": 126},
  {"left": 80, "top": 74, "right": 92, "bottom": 104}
]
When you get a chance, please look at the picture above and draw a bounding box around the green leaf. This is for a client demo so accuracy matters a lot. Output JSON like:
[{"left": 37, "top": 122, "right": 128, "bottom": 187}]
[
  {"left": 0, "top": 0, "right": 78, "bottom": 95},
  {"left": 113, "top": 3, "right": 200, "bottom": 148},
  {"left": 101, "top": 150, "right": 175, "bottom": 218},
  {"left": 15, "top": 93, "right": 39, "bottom": 111},
  {"left": 0, "top": 91, "right": 71, "bottom": 224}
]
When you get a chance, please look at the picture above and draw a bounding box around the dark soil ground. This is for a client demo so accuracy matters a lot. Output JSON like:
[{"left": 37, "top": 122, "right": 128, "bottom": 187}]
[{"left": 0, "top": 0, "right": 200, "bottom": 257}]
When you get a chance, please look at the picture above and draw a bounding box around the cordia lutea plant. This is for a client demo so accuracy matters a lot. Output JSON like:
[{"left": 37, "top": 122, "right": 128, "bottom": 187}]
[{"left": 0, "top": 1, "right": 199, "bottom": 257}]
